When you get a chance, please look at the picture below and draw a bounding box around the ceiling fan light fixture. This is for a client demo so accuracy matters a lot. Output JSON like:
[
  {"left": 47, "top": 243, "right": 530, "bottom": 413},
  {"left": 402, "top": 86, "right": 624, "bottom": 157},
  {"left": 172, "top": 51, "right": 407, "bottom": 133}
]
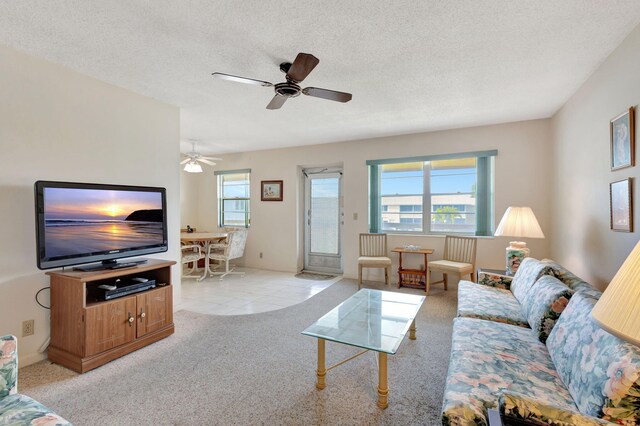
[{"left": 184, "top": 161, "right": 203, "bottom": 173}]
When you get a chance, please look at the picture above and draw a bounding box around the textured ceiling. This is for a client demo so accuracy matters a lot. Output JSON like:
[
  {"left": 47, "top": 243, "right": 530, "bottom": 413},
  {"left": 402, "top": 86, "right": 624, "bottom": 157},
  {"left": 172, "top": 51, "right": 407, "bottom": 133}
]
[{"left": 1, "top": 1, "right": 640, "bottom": 155}]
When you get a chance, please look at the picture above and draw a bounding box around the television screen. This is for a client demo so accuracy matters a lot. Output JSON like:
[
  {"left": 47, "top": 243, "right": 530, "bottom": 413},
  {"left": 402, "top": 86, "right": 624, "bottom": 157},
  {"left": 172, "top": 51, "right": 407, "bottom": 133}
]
[{"left": 35, "top": 181, "right": 168, "bottom": 270}]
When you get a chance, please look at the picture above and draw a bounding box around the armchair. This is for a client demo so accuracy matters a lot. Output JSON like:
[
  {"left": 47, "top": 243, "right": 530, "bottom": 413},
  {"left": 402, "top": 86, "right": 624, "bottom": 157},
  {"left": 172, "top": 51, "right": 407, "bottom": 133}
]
[{"left": 207, "top": 228, "right": 248, "bottom": 280}]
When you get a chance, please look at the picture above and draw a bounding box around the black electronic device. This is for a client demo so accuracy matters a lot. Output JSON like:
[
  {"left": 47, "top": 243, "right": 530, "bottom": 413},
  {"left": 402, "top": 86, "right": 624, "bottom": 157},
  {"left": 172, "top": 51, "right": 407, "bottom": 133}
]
[
  {"left": 34, "top": 181, "right": 168, "bottom": 270},
  {"left": 88, "top": 278, "right": 156, "bottom": 301}
]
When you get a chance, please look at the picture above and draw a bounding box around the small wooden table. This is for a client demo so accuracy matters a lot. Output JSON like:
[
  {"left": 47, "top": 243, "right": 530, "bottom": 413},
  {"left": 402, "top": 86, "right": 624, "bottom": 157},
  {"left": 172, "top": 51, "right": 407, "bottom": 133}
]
[{"left": 391, "top": 247, "right": 435, "bottom": 291}]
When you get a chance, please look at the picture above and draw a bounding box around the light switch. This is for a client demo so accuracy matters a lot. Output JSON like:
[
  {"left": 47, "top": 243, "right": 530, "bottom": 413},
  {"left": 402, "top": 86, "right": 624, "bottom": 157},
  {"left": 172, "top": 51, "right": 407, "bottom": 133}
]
[{"left": 353, "top": 213, "right": 358, "bottom": 220}]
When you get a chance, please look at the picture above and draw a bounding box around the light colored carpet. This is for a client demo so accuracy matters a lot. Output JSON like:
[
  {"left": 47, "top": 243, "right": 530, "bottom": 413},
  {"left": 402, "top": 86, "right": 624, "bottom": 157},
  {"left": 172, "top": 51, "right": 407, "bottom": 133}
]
[{"left": 20, "top": 279, "right": 457, "bottom": 425}]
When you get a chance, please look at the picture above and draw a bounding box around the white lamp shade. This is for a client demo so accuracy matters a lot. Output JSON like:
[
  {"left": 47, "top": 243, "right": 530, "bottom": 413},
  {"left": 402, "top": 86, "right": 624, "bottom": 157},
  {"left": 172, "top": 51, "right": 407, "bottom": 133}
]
[
  {"left": 592, "top": 241, "right": 640, "bottom": 346},
  {"left": 184, "top": 161, "right": 203, "bottom": 173},
  {"left": 494, "top": 207, "right": 545, "bottom": 239}
]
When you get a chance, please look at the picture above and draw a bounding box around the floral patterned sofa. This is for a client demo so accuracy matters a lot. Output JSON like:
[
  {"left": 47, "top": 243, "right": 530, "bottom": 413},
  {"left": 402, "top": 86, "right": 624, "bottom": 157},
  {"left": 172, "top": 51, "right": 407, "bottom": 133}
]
[
  {"left": 441, "top": 258, "right": 640, "bottom": 425},
  {"left": 0, "top": 335, "right": 70, "bottom": 425}
]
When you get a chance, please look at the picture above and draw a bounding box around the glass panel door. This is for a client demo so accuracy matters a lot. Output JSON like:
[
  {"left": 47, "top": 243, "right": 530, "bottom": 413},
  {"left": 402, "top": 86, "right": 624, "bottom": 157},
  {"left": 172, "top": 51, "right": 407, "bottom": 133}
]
[{"left": 304, "top": 170, "right": 343, "bottom": 273}]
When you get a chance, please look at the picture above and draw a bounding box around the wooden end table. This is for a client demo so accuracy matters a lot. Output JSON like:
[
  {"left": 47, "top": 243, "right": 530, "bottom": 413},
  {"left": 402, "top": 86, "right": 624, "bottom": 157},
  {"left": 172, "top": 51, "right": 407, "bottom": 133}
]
[{"left": 391, "top": 247, "right": 435, "bottom": 291}]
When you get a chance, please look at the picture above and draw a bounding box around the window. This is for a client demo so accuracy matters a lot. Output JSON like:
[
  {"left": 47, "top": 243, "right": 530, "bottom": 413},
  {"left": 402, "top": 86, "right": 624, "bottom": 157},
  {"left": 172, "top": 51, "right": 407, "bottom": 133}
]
[
  {"left": 368, "top": 151, "right": 495, "bottom": 235},
  {"left": 216, "top": 170, "right": 250, "bottom": 227}
]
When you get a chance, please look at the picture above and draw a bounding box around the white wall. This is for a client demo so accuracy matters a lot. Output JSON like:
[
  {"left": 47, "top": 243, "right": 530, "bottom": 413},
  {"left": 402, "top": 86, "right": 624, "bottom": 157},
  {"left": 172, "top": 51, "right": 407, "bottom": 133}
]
[
  {"left": 0, "top": 45, "right": 181, "bottom": 366},
  {"left": 551, "top": 24, "right": 640, "bottom": 289},
  {"left": 182, "top": 119, "right": 553, "bottom": 280}
]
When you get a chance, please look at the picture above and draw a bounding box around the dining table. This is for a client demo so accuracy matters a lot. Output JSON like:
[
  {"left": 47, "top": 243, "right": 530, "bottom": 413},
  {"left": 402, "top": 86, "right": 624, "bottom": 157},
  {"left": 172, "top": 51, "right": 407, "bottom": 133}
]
[{"left": 180, "top": 231, "right": 228, "bottom": 280}]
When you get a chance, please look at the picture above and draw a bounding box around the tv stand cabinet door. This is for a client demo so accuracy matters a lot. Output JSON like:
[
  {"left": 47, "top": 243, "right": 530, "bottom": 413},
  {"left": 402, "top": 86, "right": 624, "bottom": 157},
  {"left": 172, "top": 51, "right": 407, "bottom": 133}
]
[
  {"left": 85, "top": 297, "right": 137, "bottom": 357},
  {"left": 136, "top": 286, "right": 172, "bottom": 338}
]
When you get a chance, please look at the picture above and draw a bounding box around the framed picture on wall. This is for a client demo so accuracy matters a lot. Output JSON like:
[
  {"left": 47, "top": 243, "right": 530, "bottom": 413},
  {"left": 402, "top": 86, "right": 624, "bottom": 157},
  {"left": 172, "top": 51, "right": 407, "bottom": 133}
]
[
  {"left": 610, "top": 178, "right": 633, "bottom": 232},
  {"left": 610, "top": 106, "right": 635, "bottom": 171},
  {"left": 261, "top": 180, "right": 283, "bottom": 201}
]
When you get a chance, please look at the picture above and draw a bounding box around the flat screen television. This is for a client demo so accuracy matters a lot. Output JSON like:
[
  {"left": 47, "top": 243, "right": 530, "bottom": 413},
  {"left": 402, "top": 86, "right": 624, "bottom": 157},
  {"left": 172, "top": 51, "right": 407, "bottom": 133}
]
[{"left": 35, "top": 181, "right": 168, "bottom": 270}]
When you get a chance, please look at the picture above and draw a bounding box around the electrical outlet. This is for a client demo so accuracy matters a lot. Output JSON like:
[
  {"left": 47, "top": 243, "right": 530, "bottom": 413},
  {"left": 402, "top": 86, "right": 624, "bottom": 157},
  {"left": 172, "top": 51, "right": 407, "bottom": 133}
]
[
  {"left": 259, "top": 252, "right": 263, "bottom": 259},
  {"left": 22, "top": 320, "right": 34, "bottom": 337}
]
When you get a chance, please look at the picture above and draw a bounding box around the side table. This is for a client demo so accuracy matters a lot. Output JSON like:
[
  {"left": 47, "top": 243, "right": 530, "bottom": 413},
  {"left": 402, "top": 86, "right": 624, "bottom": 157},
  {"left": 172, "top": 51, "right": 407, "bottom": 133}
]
[
  {"left": 391, "top": 247, "right": 435, "bottom": 291},
  {"left": 477, "top": 267, "right": 514, "bottom": 290}
]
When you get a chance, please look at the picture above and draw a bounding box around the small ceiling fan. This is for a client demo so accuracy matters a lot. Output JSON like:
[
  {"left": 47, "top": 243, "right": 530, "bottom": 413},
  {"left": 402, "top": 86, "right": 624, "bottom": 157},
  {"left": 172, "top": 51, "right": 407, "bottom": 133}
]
[
  {"left": 180, "top": 142, "right": 222, "bottom": 173},
  {"left": 212, "top": 52, "right": 352, "bottom": 110}
]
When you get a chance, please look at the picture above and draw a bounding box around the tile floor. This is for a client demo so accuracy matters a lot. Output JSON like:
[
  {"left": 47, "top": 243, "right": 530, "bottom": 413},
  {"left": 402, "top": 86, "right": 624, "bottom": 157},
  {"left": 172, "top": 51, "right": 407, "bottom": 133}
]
[{"left": 177, "top": 267, "right": 342, "bottom": 315}]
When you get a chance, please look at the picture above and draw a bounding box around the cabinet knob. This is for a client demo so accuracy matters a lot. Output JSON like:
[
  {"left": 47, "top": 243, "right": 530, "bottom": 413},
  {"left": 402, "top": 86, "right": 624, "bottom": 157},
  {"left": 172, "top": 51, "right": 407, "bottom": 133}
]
[
  {"left": 128, "top": 313, "right": 134, "bottom": 326},
  {"left": 140, "top": 309, "right": 146, "bottom": 319}
]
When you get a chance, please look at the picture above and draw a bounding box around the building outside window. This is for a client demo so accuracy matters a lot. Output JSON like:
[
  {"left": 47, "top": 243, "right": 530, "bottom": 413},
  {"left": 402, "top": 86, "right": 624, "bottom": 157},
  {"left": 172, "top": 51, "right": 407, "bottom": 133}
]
[
  {"left": 368, "top": 151, "right": 495, "bottom": 236},
  {"left": 216, "top": 169, "right": 250, "bottom": 227}
]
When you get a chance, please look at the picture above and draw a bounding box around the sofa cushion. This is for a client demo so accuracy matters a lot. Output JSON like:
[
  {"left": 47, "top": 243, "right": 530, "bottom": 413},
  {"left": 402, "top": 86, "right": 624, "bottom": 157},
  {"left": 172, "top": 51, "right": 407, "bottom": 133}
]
[
  {"left": 522, "top": 275, "right": 574, "bottom": 343},
  {"left": 510, "top": 257, "right": 551, "bottom": 304},
  {"left": 457, "top": 281, "right": 528, "bottom": 327},
  {"left": 0, "top": 394, "right": 70, "bottom": 425},
  {"left": 442, "top": 317, "right": 576, "bottom": 426},
  {"left": 546, "top": 292, "right": 640, "bottom": 423}
]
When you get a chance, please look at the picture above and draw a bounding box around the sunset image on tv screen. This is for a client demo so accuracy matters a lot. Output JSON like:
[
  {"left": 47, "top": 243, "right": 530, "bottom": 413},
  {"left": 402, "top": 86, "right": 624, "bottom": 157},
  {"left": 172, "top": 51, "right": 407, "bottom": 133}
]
[{"left": 43, "top": 187, "right": 164, "bottom": 258}]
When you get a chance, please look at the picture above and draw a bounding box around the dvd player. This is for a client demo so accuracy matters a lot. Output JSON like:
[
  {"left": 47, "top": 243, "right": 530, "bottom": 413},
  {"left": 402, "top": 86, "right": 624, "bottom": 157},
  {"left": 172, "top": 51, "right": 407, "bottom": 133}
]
[{"left": 89, "top": 280, "right": 156, "bottom": 301}]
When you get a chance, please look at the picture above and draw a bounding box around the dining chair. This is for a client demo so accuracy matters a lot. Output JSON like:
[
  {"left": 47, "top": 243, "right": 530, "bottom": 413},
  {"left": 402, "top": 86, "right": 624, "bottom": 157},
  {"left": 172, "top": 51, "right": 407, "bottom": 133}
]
[
  {"left": 207, "top": 228, "right": 248, "bottom": 280},
  {"left": 181, "top": 243, "right": 206, "bottom": 280},
  {"left": 358, "top": 233, "right": 392, "bottom": 290},
  {"left": 426, "top": 235, "right": 477, "bottom": 295}
]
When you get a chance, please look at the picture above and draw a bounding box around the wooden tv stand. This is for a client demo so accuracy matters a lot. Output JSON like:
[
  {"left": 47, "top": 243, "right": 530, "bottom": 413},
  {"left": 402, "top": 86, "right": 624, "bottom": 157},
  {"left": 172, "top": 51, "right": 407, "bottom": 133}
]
[{"left": 47, "top": 259, "right": 176, "bottom": 373}]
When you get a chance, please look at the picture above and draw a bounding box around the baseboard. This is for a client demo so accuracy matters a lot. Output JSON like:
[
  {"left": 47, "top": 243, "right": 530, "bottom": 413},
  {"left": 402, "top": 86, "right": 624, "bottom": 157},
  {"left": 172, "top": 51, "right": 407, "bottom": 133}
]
[{"left": 18, "top": 351, "right": 48, "bottom": 368}]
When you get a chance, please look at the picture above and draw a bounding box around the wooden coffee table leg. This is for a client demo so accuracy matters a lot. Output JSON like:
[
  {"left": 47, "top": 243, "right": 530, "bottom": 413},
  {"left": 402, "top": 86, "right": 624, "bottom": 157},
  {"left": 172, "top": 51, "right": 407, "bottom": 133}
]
[
  {"left": 409, "top": 319, "right": 416, "bottom": 340},
  {"left": 377, "top": 352, "right": 388, "bottom": 409},
  {"left": 316, "top": 338, "right": 326, "bottom": 390}
]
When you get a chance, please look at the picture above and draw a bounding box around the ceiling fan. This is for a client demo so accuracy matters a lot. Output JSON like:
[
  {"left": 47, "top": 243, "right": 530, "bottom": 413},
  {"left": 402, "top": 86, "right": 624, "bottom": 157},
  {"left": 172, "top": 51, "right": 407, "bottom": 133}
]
[
  {"left": 212, "top": 52, "right": 353, "bottom": 110},
  {"left": 180, "top": 142, "right": 222, "bottom": 173}
]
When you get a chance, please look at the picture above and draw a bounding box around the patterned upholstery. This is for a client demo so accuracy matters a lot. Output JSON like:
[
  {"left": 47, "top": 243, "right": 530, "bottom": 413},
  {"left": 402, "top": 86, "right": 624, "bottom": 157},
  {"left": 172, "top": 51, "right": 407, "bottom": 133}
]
[
  {"left": 0, "top": 335, "right": 70, "bottom": 425},
  {"left": 477, "top": 271, "right": 513, "bottom": 290},
  {"left": 546, "top": 293, "right": 640, "bottom": 423},
  {"left": 521, "top": 275, "right": 574, "bottom": 343},
  {"left": 442, "top": 318, "right": 576, "bottom": 426},
  {"left": 509, "top": 257, "right": 553, "bottom": 304},
  {"left": 457, "top": 281, "right": 528, "bottom": 327},
  {"left": 499, "top": 392, "right": 615, "bottom": 425}
]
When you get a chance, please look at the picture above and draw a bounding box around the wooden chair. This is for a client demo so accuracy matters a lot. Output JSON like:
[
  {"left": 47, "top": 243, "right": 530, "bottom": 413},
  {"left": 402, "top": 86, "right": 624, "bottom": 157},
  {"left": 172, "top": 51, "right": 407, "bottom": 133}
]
[
  {"left": 426, "top": 235, "right": 477, "bottom": 295},
  {"left": 358, "top": 233, "right": 392, "bottom": 290}
]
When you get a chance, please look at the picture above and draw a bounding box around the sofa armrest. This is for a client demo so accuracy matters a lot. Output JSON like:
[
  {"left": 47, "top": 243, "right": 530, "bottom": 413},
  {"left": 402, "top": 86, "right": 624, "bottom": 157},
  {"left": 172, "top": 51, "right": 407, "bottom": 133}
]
[
  {"left": 477, "top": 270, "right": 513, "bottom": 290},
  {"left": 497, "top": 391, "right": 615, "bottom": 425},
  {"left": 0, "top": 335, "right": 18, "bottom": 397}
]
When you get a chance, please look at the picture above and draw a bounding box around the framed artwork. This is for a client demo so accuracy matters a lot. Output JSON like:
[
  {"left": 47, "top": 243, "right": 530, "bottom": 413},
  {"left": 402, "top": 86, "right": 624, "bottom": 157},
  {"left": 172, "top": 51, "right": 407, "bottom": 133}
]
[
  {"left": 610, "top": 106, "right": 635, "bottom": 171},
  {"left": 610, "top": 178, "right": 632, "bottom": 232},
  {"left": 261, "top": 180, "right": 283, "bottom": 201}
]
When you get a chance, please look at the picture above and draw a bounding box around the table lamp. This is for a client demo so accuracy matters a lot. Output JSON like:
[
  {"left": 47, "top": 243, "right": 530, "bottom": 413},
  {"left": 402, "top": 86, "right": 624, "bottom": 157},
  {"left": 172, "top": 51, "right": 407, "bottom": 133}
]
[
  {"left": 494, "top": 206, "right": 545, "bottom": 274},
  {"left": 592, "top": 241, "right": 640, "bottom": 346}
]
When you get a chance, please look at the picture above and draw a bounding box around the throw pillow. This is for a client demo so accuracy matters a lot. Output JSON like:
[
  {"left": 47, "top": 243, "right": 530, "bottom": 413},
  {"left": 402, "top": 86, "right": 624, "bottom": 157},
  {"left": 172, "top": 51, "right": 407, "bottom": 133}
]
[
  {"left": 546, "top": 292, "right": 640, "bottom": 423},
  {"left": 510, "top": 257, "right": 551, "bottom": 304},
  {"left": 522, "top": 275, "right": 573, "bottom": 343}
]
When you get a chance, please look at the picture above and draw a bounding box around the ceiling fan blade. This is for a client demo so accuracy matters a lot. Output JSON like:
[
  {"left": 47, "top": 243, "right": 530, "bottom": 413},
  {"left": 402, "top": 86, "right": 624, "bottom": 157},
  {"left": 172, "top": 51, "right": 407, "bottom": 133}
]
[
  {"left": 199, "top": 156, "right": 223, "bottom": 161},
  {"left": 302, "top": 87, "right": 352, "bottom": 103},
  {"left": 180, "top": 158, "right": 192, "bottom": 164},
  {"left": 266, "top": 95, "right": 287, "bottom": 110},
  {"left": 212, "top": 72, "right": 273, "bottom": 87},
  {"left": 198, "top": 159, "right": 217, "bottom": 166},
  {"left": 286, "top": 53, "right": 319, "bottom": 83}
]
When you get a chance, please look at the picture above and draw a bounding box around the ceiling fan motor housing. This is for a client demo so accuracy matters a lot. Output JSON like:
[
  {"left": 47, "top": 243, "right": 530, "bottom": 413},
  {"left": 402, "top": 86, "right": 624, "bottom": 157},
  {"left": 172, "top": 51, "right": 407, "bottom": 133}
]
[{"left": 274, "top": 82, "right": 301, "bottom": 98}]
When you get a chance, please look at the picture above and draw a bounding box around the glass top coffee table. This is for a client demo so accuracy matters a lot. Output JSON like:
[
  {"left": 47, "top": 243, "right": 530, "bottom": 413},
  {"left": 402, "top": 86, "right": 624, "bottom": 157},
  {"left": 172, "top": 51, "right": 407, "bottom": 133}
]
[{"left": 301, "top": 288, "right": 425, "bottom": 408}]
